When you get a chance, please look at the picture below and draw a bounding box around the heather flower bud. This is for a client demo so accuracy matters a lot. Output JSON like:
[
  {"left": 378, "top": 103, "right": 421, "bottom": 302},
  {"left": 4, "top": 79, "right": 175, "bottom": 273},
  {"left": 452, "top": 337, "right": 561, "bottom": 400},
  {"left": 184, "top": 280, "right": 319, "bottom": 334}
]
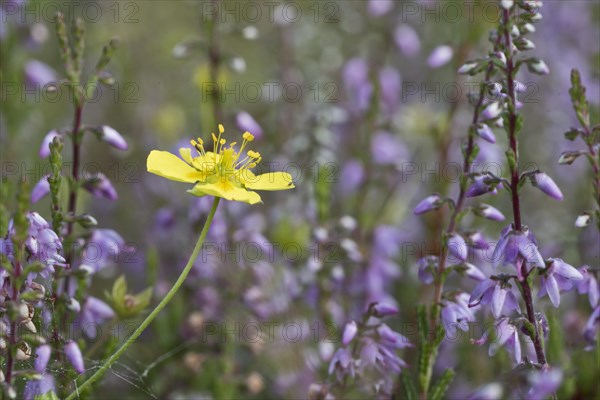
[
  {"left": 575, "top": 213, "right": 591, "bottom": 228},
  {"left": 342, "top": 321, "right": 358, "bottom": 345},
  {"left": 527, "top": 58, "right": 550, "bottom": 75},
  {"left": 447, "top": 233, "right": 468, "bottom": 262},
  {"left": 64, "top": 341, "right": 85, "bottom": 374},
  {"left": 481, "top": 102, "right": 502, "bottom": 120},
  {"left": 413, "top": 194, "right": 442, "bottom": 215},
  {"left": 372, "top": 303, "right": 399, "bottom": 317},
  {"left": 30, "top": 175, "right": 50, "bottom": 204},
  {"left": 514, "top": 37, "right": 535, "bottom": 51},
  {"left": 76, "top": 214, "right": 98, "bottom": 228},
  {"left": 427, "top": 45, "right": 453, "bottom": 68},
  {"left": 66, "top": 297, "right": 81, "bottom": 313},
  {"left": 457, "top": 61, "right": 479, "bottom": 75},
  {"left": 16, "top": 342, "right": 32, "bottom": 360},
  {"left": 476, "top": 123, "right": 496, "bottom": 143},
  {"left": 558, "top": 150, "right": 583, "bottom": 165},
  {"left": 99, "top": 125, "right": 128, "bottom": 150},
  {"left": 82, "top": 173, "right": 118, "bottom": 201},
  {"left": 34, "top": 344, "right": 52, "bottom": 372},
  {"left": 531, "top": 172, "right": 563, "bottom": 201},
  {"left": 466, "top": 176, "right": 495, "bottom": 198},
  {"left": 477, "top": 204, "right": 505, "bottom": 221}
]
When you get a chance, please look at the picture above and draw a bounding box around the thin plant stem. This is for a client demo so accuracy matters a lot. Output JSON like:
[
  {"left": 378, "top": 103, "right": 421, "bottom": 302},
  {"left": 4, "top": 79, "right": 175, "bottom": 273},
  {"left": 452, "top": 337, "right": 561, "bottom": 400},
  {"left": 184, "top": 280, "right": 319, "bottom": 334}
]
[{"left": 65, "top": 197, "right": 221, "bottom": 399}]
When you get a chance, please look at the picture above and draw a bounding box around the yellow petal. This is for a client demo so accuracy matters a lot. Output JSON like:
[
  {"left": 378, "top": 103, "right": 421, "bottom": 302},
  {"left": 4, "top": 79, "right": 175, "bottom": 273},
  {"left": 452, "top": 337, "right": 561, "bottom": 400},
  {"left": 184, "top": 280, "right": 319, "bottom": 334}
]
[
  {"left": 188, "top": 180, "right": 262, "bottom": 204},
  {"left": 179, "top": 147, "right": 193, "bottom": 164},
  {"left": 147, "top": 150, "right": 206, "bottom": 183},
  {"left": 243, "top": 172, "right": 295, "bottom": 191}
]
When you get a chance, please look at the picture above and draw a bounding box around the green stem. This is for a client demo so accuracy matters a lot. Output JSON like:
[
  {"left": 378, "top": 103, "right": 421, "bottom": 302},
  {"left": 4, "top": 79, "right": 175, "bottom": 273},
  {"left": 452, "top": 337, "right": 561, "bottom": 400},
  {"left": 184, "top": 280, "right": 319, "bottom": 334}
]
[{"left": 65, "top": 197, "right": 221, "bottom": 399}]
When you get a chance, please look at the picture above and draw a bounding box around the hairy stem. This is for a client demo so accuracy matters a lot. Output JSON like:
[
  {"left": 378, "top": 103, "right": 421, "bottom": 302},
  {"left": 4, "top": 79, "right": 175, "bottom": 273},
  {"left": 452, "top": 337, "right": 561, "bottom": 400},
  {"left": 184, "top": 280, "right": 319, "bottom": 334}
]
[
  {"left": 65, "top": 197, "right": 220, "bottom": 399},
  {"left": 502, "top": 9, "right": 547, "bottom": 366}
]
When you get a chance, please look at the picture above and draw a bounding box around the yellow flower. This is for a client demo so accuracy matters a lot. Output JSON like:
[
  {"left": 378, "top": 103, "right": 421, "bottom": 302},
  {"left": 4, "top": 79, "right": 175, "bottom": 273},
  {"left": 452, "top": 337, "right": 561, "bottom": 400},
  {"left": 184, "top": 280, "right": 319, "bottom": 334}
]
[{"left": 147, "top": 125, "right": 295, "bottom": 204}]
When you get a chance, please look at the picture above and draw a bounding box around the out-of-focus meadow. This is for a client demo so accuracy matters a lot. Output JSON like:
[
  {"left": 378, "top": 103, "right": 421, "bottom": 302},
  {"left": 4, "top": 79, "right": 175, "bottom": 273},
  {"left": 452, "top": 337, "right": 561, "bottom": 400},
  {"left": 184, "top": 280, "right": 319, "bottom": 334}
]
[{"left": 1, "top": 0, "right": 599, "bottom": 398}]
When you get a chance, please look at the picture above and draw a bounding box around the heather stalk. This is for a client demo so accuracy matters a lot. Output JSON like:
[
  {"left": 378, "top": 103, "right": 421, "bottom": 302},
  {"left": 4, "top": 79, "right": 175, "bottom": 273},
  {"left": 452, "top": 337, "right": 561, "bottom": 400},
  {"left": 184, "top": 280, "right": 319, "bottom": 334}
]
[{"left": 500, "top": 7, "right": 547, "bottom": 366}]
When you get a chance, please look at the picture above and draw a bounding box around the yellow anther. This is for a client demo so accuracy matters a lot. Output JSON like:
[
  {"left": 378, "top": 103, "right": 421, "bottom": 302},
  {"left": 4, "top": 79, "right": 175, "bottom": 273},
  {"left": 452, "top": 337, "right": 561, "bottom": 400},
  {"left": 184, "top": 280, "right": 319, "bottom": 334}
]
[
  {"left": 242, "top": 132, "right": 254, "bottom": 142},
  {"left": 218, "top": 124, "right": 225, "bottom": 134},
  {"left": 212, "top": 133, "right": 218, "bottom": 143},
  {"left": 220, "top": 139, "right": 226, "bottom": 145},
  {"left": 197, "top": 138, "right": 203, "bottom": 145},
  {"left": 190, "top": 139, "right": 197, "bottom": 147}
]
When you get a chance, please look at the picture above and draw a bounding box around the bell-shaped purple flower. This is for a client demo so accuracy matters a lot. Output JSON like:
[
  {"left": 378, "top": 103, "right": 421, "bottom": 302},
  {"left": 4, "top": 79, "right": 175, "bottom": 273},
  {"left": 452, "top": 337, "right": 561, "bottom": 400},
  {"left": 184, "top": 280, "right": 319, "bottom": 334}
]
[
  {"left": 577, "top": 266, "right": 599, "bottom": 308},
  {"left": 64, "top": 341, "right": 85, "bottom": 374},
  {"left": 427, "top": 45, "right": 453, "bottom": 68},
  {"left": 34, "top": 344, "right": 51, "bottom": 372},
  {"left": 31, "top": 175, "right": 50, "bottom": 203},
  {"left": 77, "top": 296, "right": 116, "bottom": 327},
  {"left": 26, "top": 212, "right": 65, "bottom": 266},
  {"left": 328, "top": 347, "right": 355, "bottom": 380},
  {"left": 99, "top": 125, "right": 128, "bottom": 151},
  {"left": 527, "top": 370, "right": 563, "bottom": 400},
  {"left": 376, "top": 323, "right": 411, "bottom": 349},
  {"left": 342, "top": 321, "right": 358, "bottom": 346},
  {"left": 466, "top": 176, "right": 496, "bottom": 197},
  {"left": 368, "top": 0, "right": 393, "bottom": 16},
  {"left": 491, "top": 226, "right": 545, "bottom": 271},
  {"left": 417, "top": 255, "right": 438, "bottom": 285},
  {"left": 81, "top": 229, "right": 125, "bottom": 273},
  {"left": 469, "top": 278, "right": 520, "bottom": 318},
  {"left": 39, "top": 130, "right": 60, "bottom": 158},
  {"left": 467, "top": 231, "right": 490, "bottom": 250},
  {"left": 442, "top": 293, "right": 477, "bottom": 336},
  {"left": 414, "top": 194, "right": 442, "bottom": 215},
  {"left": 235, "top": 111, "right": 263, "bottom": 140},
  {"left": 83, "top": 173, "right": 118, "bottom": 200},
  {"left": 538, "top": 258, "right": 583, "bottom": 307},
  {"left": 476, "top": 123, "right": 496, "bottom": 143},
  {"left": 463, "top": 262, "right": 486, "bottom": 281},
  {"left": 447, "top": 233, "right": 468, "bottom": 263},
  {"left": 531, "top": 172, "right": 563, "bottom": 201},
  {"left": 474, "top": 317, "right": 521, "bottom": 363},
  {"left": 372, "top": 303, "right": 399, "bottom": 317}
]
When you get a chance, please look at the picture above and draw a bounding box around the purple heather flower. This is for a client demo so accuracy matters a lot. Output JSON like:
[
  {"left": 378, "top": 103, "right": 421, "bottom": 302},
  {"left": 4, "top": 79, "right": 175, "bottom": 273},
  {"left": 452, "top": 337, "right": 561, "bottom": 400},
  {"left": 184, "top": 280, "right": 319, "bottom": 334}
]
[
  {"left": 99, "top": 125, "right": 128, "bottom": 150},
  {"left": 25, "top": 212, "right": 64, "bottom": 267},
  {"left": 474, "top": 317, "right": 521, "bottom": 363},
  {"left": 368, "top": 0, "right": 393, "bottom": 16},
  {"left": 442, "top": 293, "right": 477, "bottom": 337},
  {"left": 64, "top": 341, "right": 85, "bottom": 374},
  {"left": 371, "top": 130, "right": 408, "bottom": 166},
  {"left": 77, "top": 296, "right": 116, "bottom": 327},
  {"left": 342, "top": 321, "right": 358, "bottom": 346},
  {"left": 478, "top": 204, "right": 505, "bottom": 221},
  {"left": 31, "top": 175, "right": 50, "bottom": 203},
  {"left": 527, "top": 369, "right": 562, "bottom": 400},
  {"left": 413, "top": 194, "right": 441, "bottom": 215},
  {"left": 338, "top": 159, "right": 365, "bottom": 195},
  {"left": 360, "top": 336, "right": 408, "bottom": 375},
  {"left": 447, "top": 233, "right": 468, "bottom": 263},
  {"left": 24, "top": 60, "right": 56, "bottom": 88},
  {"left": 343, "top": 58, "right": 372, "bottom": 112},
  {"left": 427, "top": 45, "right": 453, "bottom": 68},
  {"left": 476, "top": 123, "right": 497, "bottom": 143},
  {"left": 81, "top": 229, "right": 125, "bottom": 273},
  {"left": 467, "top": 231, "right": 491, "bottom": 250},
  {"left": 577, "top": 266, "right": 599, "bottom": 308},
  {"left": 538, "top": 258, "right": 583, "bottom": 307},
  {"left": 328, "top": 347, "right": 355, "bottom": 380},
  {"left": 83, "top": 172, "right": 118, "bottom": 200},
  {"left": 377, "top": 323, "right": 411, "bottom": 349},
  {"left": 531, "top": 172, "right": 563, "bottom": 201},
  {"left": 394, "top": 25, "right": 420, "bottom": 57},
  {"left": 235, "top": 111, "right": 263, "bottom": 140},
  {"left": 23, "top": 373, "right": 55, "bottom": 400},
  {"left": 34, "top": 344, "right": 51, "bottom": 372},
  {"left": 481, "top": 102, "right": 502, "bottom": 120},
  {"left": 39, "top": 130, "right": 60, "bottom": 158},
  {"left": 372, "top": 303, "right": 399, "bottom": 317},
  {"left": 417, "top": 255, "right": 438, "bottom": 285},
  {"left": 466, "top": 176, "right": 496, "bottom": 197},
  {"left": 379, "top": 67, "right": 401, "bottom": 114},
  {"left": 491, "top": 226, "right": 545, "bottom": 271},
  {"left": 469, "top": 278, "right": 520, "bottom": 318}
]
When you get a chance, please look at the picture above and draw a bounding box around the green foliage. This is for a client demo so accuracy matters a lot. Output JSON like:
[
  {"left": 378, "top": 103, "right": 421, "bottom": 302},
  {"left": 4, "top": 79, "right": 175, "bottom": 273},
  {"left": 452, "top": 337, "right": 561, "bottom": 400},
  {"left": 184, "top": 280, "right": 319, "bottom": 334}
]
[
  {"left": 430, "top": 368, "right": 456, "bottom": 400},
  {"left": 105, "top": 275, "right": 153, "bottom": 319}
]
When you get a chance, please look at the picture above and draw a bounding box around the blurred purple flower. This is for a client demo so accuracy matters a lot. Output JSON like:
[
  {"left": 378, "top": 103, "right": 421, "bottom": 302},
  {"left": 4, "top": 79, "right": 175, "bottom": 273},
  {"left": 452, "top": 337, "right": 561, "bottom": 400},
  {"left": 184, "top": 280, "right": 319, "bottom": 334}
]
[
  {"left": 83, "top": 173, "right": 118, "bottom": 201},
  {"left": 99, "top": 125, "right": 128, "bottom": 151},
  {"left": 373, "top": 303, "right": 398, "bottom": 317},
  {"left": 394, "top": 25, "right": 420, "bottom": 57},
  {"left": 467, "top": 383, "right": 503, "bottom": 400},
  {"left": 342, "top": 321, "right": 358, "bottom": 345},
  {"left": 463, "top": 262, "right": 487, "bottom": 281},
  {"left": 24, "top": 60, "right": 56, "bottom": 88},
  {"left": 417, "top": 255, "right": 438, "bottom": 285},
  {"left": 583, "top": 305, "right": 599, "bottom": 345},
  {"left": 538, "top": 258, "right": 583, "bottom": 307},
  {"left": 442, "top": 293, "right": 477, "bottom": 336},
  {"left": 476, "top": 123, "right": 497, "bottom": 143},
  {"left": 64, "top": 341, "right": 85, "bottom": 374},
  {"left": 474, "top": 317, "right": 521, "bottom": 363},
  {"left": 527, "top": 369, "right": 562, "bottom": 399},
  {"left": 379, "top": 67, "right": 401, "bottom": 114},
  {"left": 469, "top": 278, "right": 520, "bottom": 318},
  {"left": 371, "top": 130, "right": 408, "bottom": 166},
  {"left": 31, "top": 175, "right": 50, "bottom": 203},
  {"left": 328, "top": 348, "right": 355, "bottom": 380},
  {"left": 236, "top": 111, "right": 263, "bottom": 140},
  {"left": 377, "top": 323, "right": 411, "bottom": 349},
  {"left": 39, "top": 130, "right": 60, "bottom": 158},
  {"left": 531, "top": 172, "right": 563, "bottom": 201},
  {"left": 154, "top": 207, "right": 176, "bottom": 232},
  {"left": 427, "top": 45, "right": 453, "bottom": 68},
  {"left": 23, "top": 373, "right": 55, "bottom": 400},
  {"left": 368, "top": 0, "right": 393, "bottom": 16},
  {"left": 343, "top": 57, "right": 373, "bottom": 112},
  {"left": 338, "top": 159, "right": 365, "bottom": 195},
  {"left": 34, "top": 344, "right": 51, "bottom": 373},
  {"left": 77, "top": 296, "right": 115, "bottom": 327},
  {"left": 577, "top": 266, "right": 599, "bottom": 308},
  {"left": 413, "top": 194, "right": 441, "bottom": 215},
  {"left": 81, "top": 229, "right": 125, "bottom": 273},
  {"left": 467, "top": 231, "right": 491, "bottom": 250},
  {"left": 481, "top": 102, "right": 502, "bottom": 120}
]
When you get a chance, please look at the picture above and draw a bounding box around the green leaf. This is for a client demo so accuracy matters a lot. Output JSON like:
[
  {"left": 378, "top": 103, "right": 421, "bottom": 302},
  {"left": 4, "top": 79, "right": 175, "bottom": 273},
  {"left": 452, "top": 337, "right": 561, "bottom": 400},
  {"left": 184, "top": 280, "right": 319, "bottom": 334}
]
[
  {"left": 400, "top": 371, "right": 418, "bottom": 400},
  {"left": 35, "top": 391, "right": 60, "bottom": 400},
  {"left": 430, "top": 369, "right": 456, "bottom": 400},
  {"left": 569, "top": 69, "right": 590, "bottom": 128}
]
